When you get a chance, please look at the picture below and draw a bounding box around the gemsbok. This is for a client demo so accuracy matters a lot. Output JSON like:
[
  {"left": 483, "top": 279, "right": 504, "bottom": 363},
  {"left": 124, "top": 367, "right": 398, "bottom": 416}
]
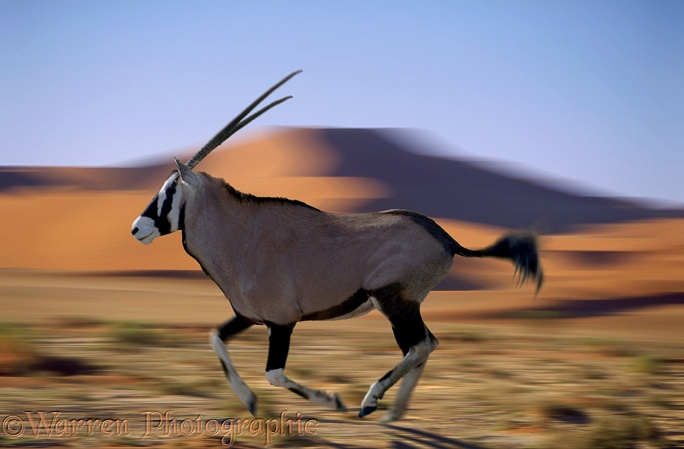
[{"left": 131, "top": 70, "right": 543, "bottom": 422}]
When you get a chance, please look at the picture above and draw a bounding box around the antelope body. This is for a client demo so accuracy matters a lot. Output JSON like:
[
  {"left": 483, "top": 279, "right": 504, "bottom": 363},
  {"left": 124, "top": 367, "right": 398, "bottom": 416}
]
[{"left": 131, "top": 71, "right": 543, "bottom": 422}]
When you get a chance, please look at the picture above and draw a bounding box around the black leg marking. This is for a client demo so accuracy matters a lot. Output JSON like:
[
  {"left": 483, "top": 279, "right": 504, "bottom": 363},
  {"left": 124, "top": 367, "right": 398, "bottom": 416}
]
[
  {"left": 384, "top": 299, "right": 429, "bottom": 352},
  {"left": 264, "top": 323, "right": 347, "bottom": 411},
  {"left": 218, "top": 314, "right": 254, "bottom": 342},
  {"left": 214, "top": 315, "right": 254, "bottom": 384},
  {"left": 219, "top": 361, "right": 229, "bottom": 375},
  {"left": 288, "top": 387, "right": 309, "bottom": 399},
  {"left": 265, "top": 322, "right": 294, "bottom": 372},
  {"left": 392, "top": 325, "right": 412, "bottom": 356}
]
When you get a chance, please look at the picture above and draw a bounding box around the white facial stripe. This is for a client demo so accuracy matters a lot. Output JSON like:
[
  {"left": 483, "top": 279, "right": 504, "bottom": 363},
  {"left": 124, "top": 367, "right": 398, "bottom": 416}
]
[
  {"left": 157, "top": 174, "right": 178, "bottom": 217},
  {"left": 156, "top": 192, "right": 165, "bottom": 217},
  {"left": 168, "top": 184, "right": 182, "bottom": 231}
]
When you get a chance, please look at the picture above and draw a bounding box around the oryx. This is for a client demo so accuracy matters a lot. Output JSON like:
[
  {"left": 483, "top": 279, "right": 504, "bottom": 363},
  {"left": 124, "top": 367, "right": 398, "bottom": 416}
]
[{"left": 131, "top": 71, "right": 543, "bottom": 422}]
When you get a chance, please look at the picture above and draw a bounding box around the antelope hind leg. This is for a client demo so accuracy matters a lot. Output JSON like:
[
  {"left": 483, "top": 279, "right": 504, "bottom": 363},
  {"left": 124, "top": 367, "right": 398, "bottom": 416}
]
[
  {"left": 359, "top": 295, "right": 437, "bottom": 420},
  {"left": 380, "top": 360, "right": 427, "bottom": 423},
  {"left": 380, "top": 326, "right": 435, "bottom": 422},
  {"left": 359, "top": 336, "right": 436, "bottom": 419}
]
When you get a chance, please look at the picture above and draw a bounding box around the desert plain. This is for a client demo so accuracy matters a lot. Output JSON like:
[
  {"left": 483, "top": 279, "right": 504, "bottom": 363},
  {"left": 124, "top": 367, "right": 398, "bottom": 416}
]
[{"left": 1, "top": 128, "right": 682, "bottom": 448}]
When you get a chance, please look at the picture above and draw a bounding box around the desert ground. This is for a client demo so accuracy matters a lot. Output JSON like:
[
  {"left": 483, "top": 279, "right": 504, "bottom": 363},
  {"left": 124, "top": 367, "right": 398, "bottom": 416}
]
[{"left": 1, "top": 129, "right": 683, "bottom": 448}]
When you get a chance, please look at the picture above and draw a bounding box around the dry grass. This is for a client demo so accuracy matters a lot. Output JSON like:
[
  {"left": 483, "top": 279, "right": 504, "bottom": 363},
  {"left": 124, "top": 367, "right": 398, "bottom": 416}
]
[
  {"left": 0, "top": 309, "right": 681, "bottom": 448},
  {"left": 1, "top": 212, "right": 683, "bottom": 448}
]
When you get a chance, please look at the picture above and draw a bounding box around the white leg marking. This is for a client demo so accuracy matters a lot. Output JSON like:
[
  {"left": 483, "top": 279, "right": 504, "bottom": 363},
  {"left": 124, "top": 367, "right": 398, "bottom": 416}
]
[
  {"left": 360, "top": 337, "right": 437, "bottom": 418},
  {"left": 381, "top": 361, "right": 427, "bottom": 423},
  {"left": 209, "top": 330, "right": 257, "bottom": 415},
  {"left": 156, "top": 174, "right": 178, "bottom": 216},
  {"left": 265, "top": 368, "right": 346, "bottom": 411},
  {"left": 264, "top": 368, "right": 287, "bottom": 387}
]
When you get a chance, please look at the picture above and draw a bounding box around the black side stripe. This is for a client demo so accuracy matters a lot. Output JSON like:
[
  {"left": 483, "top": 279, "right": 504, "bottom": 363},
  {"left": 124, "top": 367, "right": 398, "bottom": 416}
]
[{"left": 301, "top": 289, "right": 370, "bottom": 321}]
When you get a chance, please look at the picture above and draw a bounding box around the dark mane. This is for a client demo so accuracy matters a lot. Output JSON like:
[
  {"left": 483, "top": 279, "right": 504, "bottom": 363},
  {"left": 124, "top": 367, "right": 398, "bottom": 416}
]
[{"left": 220, "top": 178, "right": 320, "bottom": 211}]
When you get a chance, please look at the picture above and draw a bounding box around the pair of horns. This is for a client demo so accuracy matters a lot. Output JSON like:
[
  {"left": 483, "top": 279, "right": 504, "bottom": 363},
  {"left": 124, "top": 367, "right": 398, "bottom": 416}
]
[{"left": 184, "top": 70, "right": 302, "bottom": 170}]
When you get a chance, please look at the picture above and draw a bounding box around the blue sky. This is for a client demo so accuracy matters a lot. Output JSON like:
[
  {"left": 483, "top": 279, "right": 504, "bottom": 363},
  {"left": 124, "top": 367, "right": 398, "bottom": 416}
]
[{"left": 1, "top": 0, "right": 682, "bottom": 205}]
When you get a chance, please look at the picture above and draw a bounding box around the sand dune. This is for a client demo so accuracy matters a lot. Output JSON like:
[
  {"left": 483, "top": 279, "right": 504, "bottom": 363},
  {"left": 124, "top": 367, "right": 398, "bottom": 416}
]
[
  {"left": 4, "top": 127, "right": 681, "bottom": 224},
  {"left": 0, "top": 127, "right": 682, "bottom": 333},
  {"left": 1, "top": 128, "right": 682, "bottom": 285}
]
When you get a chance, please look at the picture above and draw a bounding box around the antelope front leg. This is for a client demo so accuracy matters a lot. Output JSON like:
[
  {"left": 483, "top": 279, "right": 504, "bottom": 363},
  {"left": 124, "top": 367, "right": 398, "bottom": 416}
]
[
  {"left": 265, "top": 323, "right": 346, "bottom": 411},
  {"left": 210, "top": 316, "right": 258, "bottom": 415}
]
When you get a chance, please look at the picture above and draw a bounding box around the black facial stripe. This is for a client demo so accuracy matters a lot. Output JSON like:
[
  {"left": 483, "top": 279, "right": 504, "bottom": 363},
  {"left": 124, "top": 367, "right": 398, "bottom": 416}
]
[
  {"left": 141, "top": 179, "right": 178, "bottom": 235},
  {"left": 141, "top": 197, "right": 160, "bottom": 219},
  {"left": 156, "top": 181, "right": 177, "bottom": 235},
  {"left": 178, "top": 204, "right": 185, "bottom": 231}
]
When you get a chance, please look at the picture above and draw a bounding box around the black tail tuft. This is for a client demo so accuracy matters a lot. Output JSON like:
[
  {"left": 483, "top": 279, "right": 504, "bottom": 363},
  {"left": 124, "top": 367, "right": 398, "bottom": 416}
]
[
  {"left": 454, "top": 232, "right": 544, "bottom": 295},
  {"left": 488, "top": 232, "right": 544, "bottom": 295}
]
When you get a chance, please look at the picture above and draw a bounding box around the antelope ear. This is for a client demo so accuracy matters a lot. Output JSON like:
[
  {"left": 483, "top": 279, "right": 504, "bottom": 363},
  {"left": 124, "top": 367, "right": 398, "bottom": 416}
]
[{"left": 174, "top": 158, "right": 200, "bottom": 190}]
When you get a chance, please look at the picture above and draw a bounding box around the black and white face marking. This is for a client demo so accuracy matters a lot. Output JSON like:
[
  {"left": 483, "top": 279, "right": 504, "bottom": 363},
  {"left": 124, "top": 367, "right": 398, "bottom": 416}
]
[{"left": 131, "top": 172, "right": 183, "bottom": 244}]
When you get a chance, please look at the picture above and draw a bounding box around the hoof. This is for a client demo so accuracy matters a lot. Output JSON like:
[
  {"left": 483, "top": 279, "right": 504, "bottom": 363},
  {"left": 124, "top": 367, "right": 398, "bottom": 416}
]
[
  {"left": 242, "top": 393, "right": 258, "bottom": 416},
  {"left": 358, "top": 405, "right": 377, "bottom": 418},
  {"left": 379, "top": 410, "right": 400, "bottom": 423}
]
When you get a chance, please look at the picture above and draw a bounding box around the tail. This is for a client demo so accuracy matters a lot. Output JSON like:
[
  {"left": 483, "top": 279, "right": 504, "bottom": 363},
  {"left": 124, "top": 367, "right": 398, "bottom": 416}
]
[{"left": 453, "top": 232, "right": 544, "bottom": 295}]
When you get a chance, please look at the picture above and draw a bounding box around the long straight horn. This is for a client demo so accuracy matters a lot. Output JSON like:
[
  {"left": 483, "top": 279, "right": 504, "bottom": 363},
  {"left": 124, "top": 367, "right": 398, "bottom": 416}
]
[{"left": 185, "top": 70, "right": 302, "bottom": 170}]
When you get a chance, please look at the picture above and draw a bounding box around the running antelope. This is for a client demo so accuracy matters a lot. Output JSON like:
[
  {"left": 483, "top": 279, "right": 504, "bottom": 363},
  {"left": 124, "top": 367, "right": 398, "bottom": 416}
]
[{"left": 131, "top": 71, "right": 543, "bottom": 422}]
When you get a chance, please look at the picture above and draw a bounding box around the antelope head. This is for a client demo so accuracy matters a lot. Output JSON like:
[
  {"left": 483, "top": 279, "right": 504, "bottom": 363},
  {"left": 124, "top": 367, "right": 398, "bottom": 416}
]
[{"left": 131, "top": 70, "right": 301, "bottom": 244}]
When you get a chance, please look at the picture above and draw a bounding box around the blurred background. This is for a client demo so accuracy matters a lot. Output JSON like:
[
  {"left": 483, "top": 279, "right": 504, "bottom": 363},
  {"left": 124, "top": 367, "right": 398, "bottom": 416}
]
[
  {"left": 1, "top": 1, "right": 682, "bottom": 448},
  {"left": 2, "top": 0, "right": 683, "bottom": 205}
]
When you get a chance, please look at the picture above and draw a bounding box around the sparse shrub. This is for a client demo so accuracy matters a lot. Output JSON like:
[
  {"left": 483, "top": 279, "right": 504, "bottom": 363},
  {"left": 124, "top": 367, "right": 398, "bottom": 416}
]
[
  {"left": 0, "top": 323, "right": 36, "bottom": 375},
  {"left": 107, "top": 321, "right": 161, "bottom": 347},
  {"left": 30, "top": 354, "right": 99, "bottom": 376},
  {"left": 537, "top": 402, "right": 591, "bottom": 426},
  {"left": 631, "top": 355, "right": 663, "bottom": 375},
  {"left": 157, "top": 379, "right": 210, "bottom": 398},
  {"left": 542, "top": 409, "right": 667, "bottom": 449},
  {"left": 0, "top": 323, "right": 98, "bottom": 376},
  {"left": 579, "top": 338, "right": 634, "bottom": 357},
  {"left": 581, "top": 413, "right": 663, "bottom": 449}
]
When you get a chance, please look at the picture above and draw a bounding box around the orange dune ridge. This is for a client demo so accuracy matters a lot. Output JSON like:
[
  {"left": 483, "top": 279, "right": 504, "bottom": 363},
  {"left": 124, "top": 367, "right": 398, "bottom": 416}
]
[
  {"left": 2, "top": 186, "right": 683, "bottom": 300},
  {"left": 0, "top": 184, "right": 386, "bottom": 272},
  {"left": 0, "top": 129, "right": 382, "bottom": 272},
  {"left": 1, "top": 127, "right": 682, "bottom": 299}
]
